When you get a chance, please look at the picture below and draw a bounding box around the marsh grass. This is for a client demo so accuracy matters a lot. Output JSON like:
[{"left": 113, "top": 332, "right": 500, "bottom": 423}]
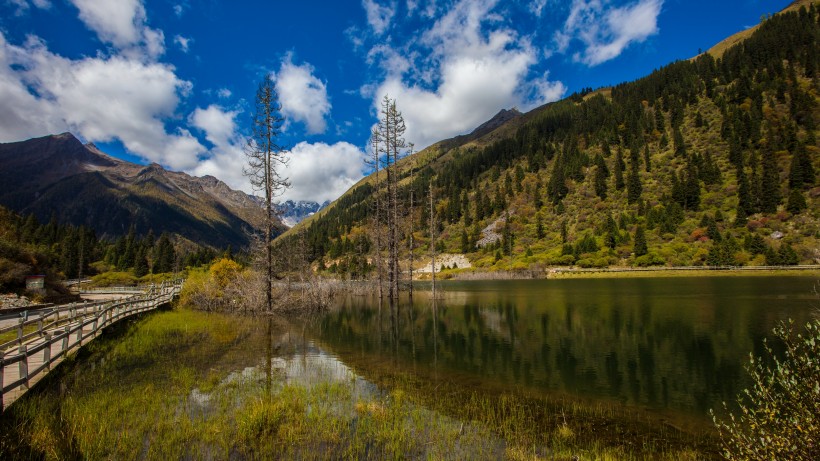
[{"left": 0, "top": 306, "right": 721, "bottom": 460}]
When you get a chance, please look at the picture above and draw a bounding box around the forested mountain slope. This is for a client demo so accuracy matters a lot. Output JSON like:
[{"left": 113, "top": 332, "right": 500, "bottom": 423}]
[{"left": 282, "top": 3, "right": 820, "bottom": 275}]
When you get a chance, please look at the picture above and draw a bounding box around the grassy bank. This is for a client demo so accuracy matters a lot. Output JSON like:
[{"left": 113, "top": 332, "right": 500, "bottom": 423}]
[{"left": 434, "top": 266, "right": 820, "bottom": 281}]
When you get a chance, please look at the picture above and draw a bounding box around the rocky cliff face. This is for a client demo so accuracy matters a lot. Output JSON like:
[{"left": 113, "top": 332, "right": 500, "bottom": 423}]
[
  {"left": 0, "top": 133, "right": 269, "bottom": 248},
  {"left": 275, "top": 200, "right": 330, "bottom": 228}
]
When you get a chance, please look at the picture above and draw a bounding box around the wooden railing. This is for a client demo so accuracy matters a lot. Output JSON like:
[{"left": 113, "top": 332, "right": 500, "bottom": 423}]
[{"left": 0, "top": 279, "right": 184, "bottom": 411}]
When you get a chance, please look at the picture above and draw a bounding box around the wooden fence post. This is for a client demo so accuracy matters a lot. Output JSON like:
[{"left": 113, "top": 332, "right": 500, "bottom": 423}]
[
  {"left": 0, "top": 356, "right": 4, "bottom": 413},
  {"left": 43, "top": 333, "right": 51, "bottom": 370},
  {"left": 62, "top": 326, "right": 69, "bottom": 353},
  {"left": 18, "top": 344, "right": 28, "bottom": 389}
]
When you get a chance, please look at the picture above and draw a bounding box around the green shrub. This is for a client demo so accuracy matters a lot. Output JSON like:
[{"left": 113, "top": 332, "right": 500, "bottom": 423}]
[
  {"left": 712, "top": 319, "right": 820, "bottom": 461},
  {"left": 634, "top": 253, "right": 666, "bottom": 267}
]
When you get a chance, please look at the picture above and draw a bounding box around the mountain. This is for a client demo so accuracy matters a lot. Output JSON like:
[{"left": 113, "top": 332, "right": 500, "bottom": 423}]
[
  {"left": 281, "top": 2, "right": 820, "bottom": 274},
  {"left": 0, "top": 133, "right": 267, "bottom": 248},
  {"left": 275, "top": 200, "right": 330, "bottom": 228}
]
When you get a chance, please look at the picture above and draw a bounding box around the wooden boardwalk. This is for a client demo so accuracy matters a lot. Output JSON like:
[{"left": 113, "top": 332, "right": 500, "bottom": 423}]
[{"left": 0, "top": 279, "right": 183, "bottom": 411}]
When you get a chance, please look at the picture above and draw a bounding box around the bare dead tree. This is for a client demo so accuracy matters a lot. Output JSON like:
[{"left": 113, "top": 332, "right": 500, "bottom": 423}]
[
  {"left": 429, "top": 182, "right": 437, "bottom": 298},
  {"left": 375, "top": 96, "right": 406, "bottom": 301},
  {"left": 407, "top": 143, "right": 415, "bottom": 299},
  {"left": 244, "top": 75, "right": 289, "bottom": 312},
  {"left": 367, "top": 129, "right": 385, "bottom": 299}
]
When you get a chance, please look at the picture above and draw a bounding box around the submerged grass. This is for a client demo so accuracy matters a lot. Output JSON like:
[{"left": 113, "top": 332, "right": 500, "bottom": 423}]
[{"left": 1, "top": 306, "right": 720, "bottom": 460}]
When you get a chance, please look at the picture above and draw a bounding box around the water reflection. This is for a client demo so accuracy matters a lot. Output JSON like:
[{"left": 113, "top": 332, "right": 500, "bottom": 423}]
[{"left": 308, "top": 277, "right": 818, "bottom": 419}]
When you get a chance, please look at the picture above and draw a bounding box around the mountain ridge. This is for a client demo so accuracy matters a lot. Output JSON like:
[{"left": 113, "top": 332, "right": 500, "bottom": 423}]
[{"left": 0, "top": 133, "right": 268, "bottom": 248}]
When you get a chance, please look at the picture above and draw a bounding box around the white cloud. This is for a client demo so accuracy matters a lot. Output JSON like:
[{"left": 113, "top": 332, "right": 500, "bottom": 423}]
[
  {"left": 366, "top": 0, "right": 565, "bottom": 149},
  {"left": 274, "top": 55, "right": 331, "bottom": 135},
  {"left": 558, "top": 0, "right": 663, "bottom": 66},
  {"left": 362, "top": 0, "right": 396, "bottom": 35},
  {"left": 281, "top": 141, "right": 367, "bottom": 203},
  {"left": 0, "top": 32, "right": 204, "bottom": 170},
  {"left": 173, "top": 35, "right": 191, "bottom": 53},
  {"left": 529, "top": 0, "right": 548, "bottom": 17},
  {"left": 189, "top": 106, "right": 367, "bottom": 204},
  {"left": 217, "top": 88, "right": 232, "bottom": 99},
  {"left": 173, "top": 3, "right": 187, "bottom": 17},
  {"left": 189, "top": 105, "right": 249, "bottom": 192},
  {"left": 69, "top": 0, "right": 165, "bottom": 59}
]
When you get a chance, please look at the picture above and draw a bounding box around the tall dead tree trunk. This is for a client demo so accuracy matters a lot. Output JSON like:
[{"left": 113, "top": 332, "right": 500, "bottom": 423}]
[
  {"left": 375, "top": 96, "right": 406, "bottom": 301},
  {"left": 368, "top": 130, "right": 385, "bottom": 299},
  {"left": 429, "top": 182, "right": 437, "bottom": 299},
  {"left": 244, "top": 75, "right": 289, "bottom": 312}
]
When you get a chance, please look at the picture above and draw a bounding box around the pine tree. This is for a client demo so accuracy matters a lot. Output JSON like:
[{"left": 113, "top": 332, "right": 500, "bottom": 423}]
[
  {"left": 633, "top": 225, "right": 648, "bottom": 256},
  {"left": 786, "top": 188, "right": 807, "bottom": 214},
  {"left": 605, "top": 215, "right": 618, "bottom": 249},
  {"left": 594, "top": 153, "right": 609, "bottom": 199},
  {"left": 760, "top": 148, "right": 781, "bottom": 213},
  {"left": 547, "top": 154, "right": 568, "bottom": 203},
  {"left": 627, "top": 160, "right": 642, "bottom": 204}
]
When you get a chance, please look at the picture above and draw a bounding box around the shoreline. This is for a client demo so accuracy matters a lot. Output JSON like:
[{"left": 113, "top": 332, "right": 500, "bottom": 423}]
[{"left": 431, "top": 265, "right": 820, "bottom": 281}]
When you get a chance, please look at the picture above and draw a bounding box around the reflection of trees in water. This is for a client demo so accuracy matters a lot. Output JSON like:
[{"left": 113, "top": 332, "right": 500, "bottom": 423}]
[{"left": 314, "top": 278, "right": 816, "bottom": 417}]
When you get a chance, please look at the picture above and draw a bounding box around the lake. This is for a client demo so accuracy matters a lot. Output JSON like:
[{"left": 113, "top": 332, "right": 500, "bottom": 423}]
[
  {"left": 307, "top": 276, "right": 819, "bottom": 421},
  {"left": 2, "top": 275, "right": 817, "bottom": 459}
]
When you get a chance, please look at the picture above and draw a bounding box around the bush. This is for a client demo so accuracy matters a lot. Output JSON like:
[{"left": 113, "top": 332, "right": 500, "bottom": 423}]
[
  {"left": 633, "top": 253, "right": 665, "bottom": 267},
  {"left": 712, "top": 319, "right": 820, "bottom": 461}
]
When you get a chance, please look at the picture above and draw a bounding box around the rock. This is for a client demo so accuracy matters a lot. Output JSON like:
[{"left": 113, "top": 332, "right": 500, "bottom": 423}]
[{"left": 770, "top": 231, "right": 784, "bottom": 240}]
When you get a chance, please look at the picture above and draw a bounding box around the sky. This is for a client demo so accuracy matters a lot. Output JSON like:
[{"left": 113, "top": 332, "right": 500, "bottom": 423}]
[{"left": 0, "top": 0, "right": 792, "bottom": 203}]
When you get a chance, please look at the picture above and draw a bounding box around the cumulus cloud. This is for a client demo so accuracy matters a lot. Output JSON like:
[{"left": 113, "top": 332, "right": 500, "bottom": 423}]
[
  {"left": 0, "top": 32, "right": 204, "bottom": 169},
  {"left": 189, "top": 105, "right": 366, "bottom": 203},
  {"left": 280, "top": 141, "right": 367, "bottom": 203},
  {"left": 362, "top": 0, "right": 396, "bottom": 35},
  {"left": 217, "top": 88, "right": 232, "bottom": 99},
  {"left": 70, "top": 0, "right": 165, "bottom": 59},
  {"left": 367, "top": 0, "right": 565, "bottom": 149},
  {"left": 557, "top": 0, "right": 663, "bottom": 66},
  {"left": 189, "top": 105, "right": 249, "bottom": 192},
  {"left": 274, "top": 55, "right": 331, "bottom": 135}
]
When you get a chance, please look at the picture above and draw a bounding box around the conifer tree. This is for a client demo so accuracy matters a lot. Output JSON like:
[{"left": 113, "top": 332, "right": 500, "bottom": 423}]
[
  {"left": 760, "top": 148, "right": 781, "bottom": 213},
  {"left": 786, "top": 188, "right": 807, "bottom": 214},
  {"left": 627, "top": 159, "right": 642, "bottom": 204},
  {"left": 633, "top": 225, "right": 648, "bottom": 256},
  {"left": 593, "top": 153, "right": 609, "bottom": 199}
]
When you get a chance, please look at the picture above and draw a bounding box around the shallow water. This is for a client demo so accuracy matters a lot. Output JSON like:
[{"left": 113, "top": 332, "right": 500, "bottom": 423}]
[{"left": 306, "top": 276, "right": 820, "bottom": 420}]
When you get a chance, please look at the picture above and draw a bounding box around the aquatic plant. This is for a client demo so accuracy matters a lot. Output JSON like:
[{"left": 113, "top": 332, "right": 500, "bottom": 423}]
[{"left": 712, "top": 319, "right": 820, "bottom": 460}]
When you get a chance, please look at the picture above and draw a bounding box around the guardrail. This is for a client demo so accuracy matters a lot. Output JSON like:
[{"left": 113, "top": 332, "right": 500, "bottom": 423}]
[
  {"left": 0, "top": 279, "right": 184, "bottom": 411},
  {"left": 78, "top": 286, "right": 147, "bottom": 294}
]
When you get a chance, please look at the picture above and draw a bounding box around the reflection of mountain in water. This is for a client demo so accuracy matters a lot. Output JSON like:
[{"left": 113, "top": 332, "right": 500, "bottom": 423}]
[{"left": 308, "top": 277, "right": 818, "bottom": 419}]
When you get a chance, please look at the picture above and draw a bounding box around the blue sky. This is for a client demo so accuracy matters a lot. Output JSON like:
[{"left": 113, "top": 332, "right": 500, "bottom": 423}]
[{"left": 0, "top": 0, "right": 791, "bottom": 202}]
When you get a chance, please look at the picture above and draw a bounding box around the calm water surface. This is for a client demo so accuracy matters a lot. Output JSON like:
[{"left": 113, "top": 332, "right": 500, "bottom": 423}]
[{"left": 306, "top": 276, "right": 819, "bottom": 420}]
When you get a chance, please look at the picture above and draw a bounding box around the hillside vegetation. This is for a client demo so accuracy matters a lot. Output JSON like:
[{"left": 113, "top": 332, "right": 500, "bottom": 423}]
[{"left": 282, "top": 4, "right": 820, "bottom": 276}]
